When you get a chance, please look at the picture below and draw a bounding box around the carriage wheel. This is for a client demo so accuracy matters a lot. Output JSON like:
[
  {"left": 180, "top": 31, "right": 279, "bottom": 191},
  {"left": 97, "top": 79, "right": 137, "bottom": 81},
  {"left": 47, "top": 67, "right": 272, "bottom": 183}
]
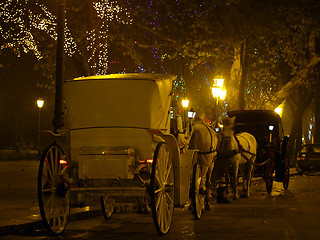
[
  {"left": 265, "top": 158, "right": 274, "bottom": 194},
  {"left": 283, "top": 153, "right": 290, "bottom": 190},
  {"left": 150, "top": 142, "right": 174, "bottom": 235},
  {"left": 191, "top": 163, "right": 204, "bottom": 220},
  {"left": 100, "top": 196, "right": 115, "bottom": 220},
  {"left": 38, "top": 144, "right": 71, "bottom": 235}
]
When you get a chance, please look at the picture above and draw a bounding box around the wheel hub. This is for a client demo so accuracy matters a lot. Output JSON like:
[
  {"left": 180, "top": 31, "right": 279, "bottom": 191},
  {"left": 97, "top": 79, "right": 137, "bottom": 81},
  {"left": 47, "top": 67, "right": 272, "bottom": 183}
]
[{"left": 56, "top": 177, "right": 68, "bottom": 198}]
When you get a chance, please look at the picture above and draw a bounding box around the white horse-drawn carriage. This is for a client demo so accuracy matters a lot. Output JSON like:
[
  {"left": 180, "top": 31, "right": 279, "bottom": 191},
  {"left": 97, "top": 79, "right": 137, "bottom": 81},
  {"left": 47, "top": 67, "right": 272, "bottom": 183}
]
[{"left": 37, "top": 73, "right": 212, "bottom": 236}]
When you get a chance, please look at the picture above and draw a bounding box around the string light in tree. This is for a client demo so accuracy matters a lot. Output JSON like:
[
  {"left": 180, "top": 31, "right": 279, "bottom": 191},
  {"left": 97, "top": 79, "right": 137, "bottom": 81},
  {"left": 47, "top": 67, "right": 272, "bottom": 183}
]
[
  {"left": 0, "top": 0, "right": 132, "bottom": 75},
  {"left": 88, "top": 0, "right": 132, "bottom": 75}
]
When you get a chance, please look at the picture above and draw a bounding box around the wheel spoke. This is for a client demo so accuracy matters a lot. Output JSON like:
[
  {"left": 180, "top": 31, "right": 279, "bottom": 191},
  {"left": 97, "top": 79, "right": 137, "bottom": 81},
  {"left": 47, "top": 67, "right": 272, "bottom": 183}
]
[
  {"left": 165, "top": 192, "right": 174, "bottom": 204},
  {"left": 44, "top": 194, "right": 54, "bottom": 210},
  {"left": 155, "top": 171, "right": 163, "bottom": 188},
  {"left": 42, "top": 173, "right": 53, "bottom": 187},
  {"left": 54, "top": 148, "right": 58, "bottom": 177},
  {"left": 164, "top": 163, "right": 172, "bottom": 184},
  {"left": 155, "top": 190, "right": 162, "bottom": 210},
  {"left": 49, "top": 149, "right": 55, "bottom": 174},
  {"left": 158, "top": 148, "right": 165, "bottom": 183},
  {"left": 45, "top": 156, "right": 55, "bottom": 186}
]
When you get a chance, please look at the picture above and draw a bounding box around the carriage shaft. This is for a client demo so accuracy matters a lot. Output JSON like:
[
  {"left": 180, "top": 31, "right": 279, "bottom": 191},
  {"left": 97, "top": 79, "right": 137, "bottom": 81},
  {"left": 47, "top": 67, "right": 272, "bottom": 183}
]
[{"left": 71, "top": 186, "right": 147, "bottom": 197}]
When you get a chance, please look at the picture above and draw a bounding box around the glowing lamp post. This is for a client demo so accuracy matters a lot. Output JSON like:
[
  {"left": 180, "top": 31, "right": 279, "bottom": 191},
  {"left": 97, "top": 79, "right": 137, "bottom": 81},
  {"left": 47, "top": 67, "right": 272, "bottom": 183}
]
[
  {"left": 37, "top": 98, "right": 44, "bottom": 151},
  {"left": 182, "top": 99, "right": 189, "bottom": 127},
  {"left": 212, "top": 77, "right": 226, "bottom": 121},
  {"left": 37, "top": 98, "right": 44, "bottom": 109},
  {"left": 275, "top": 107, "right": 282, "bottom": 116},
  {"left": 182, "top": 99, "right": 189, "bottom": 108}
]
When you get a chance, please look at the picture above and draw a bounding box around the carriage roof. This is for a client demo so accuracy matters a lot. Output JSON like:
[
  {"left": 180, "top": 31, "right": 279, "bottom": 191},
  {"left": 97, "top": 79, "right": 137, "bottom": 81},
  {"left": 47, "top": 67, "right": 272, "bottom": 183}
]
[
  {"left": 63, "top": 73, "right": 175, "bottom": 131},
  {"left": 227, "top": 110, "right": 281, "bottom": 125},
  {"left": 227, "top": 110, "right": 283, "bottom": 144},
  {"left": 70, "top": 73, "right": 174, "bottom": 83}
]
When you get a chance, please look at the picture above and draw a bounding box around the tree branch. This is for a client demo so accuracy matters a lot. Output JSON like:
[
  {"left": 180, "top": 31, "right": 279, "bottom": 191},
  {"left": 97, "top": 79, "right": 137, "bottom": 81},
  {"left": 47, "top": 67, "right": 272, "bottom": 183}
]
[{"left": 267, "top": 55, "right": 320, "bottom": 108}]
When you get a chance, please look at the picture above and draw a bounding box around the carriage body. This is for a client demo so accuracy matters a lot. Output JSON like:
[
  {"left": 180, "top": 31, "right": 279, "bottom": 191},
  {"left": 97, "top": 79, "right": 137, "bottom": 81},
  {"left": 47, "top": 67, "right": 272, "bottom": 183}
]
[
  {"left": 38, "top": 73, "right": 199, "bottom": 235},
  {"left": 227, "top": 110, "right": 290, "bottom": 193}
]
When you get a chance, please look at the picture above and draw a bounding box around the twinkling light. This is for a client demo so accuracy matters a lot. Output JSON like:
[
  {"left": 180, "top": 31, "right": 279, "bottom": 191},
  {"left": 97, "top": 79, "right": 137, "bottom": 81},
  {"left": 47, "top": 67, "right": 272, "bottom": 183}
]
[
  {"left": 88, "top": 0, "right": 132, "bottom": 74},
  {"left": 0, "top": 0, "right": 78, "bottom": 58},
  {"left": 0, "top": 0, "right": 42, "bottom": 58},
  {"left": 0, "top": 0, "right": 132, "bottom": 74}
]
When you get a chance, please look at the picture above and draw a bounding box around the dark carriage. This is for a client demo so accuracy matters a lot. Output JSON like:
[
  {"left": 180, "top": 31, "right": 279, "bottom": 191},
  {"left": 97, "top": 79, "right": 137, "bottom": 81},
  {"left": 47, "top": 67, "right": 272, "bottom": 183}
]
[{"left": 227, "top": 110, "right": 290, "bottom": 194}]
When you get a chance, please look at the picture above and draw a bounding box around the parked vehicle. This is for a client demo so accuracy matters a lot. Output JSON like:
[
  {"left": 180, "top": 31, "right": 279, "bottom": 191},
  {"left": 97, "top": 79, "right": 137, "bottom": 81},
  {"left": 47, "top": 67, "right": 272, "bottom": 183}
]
[{"left": 297, "top": 144, "right": 320, "bottom": 172}]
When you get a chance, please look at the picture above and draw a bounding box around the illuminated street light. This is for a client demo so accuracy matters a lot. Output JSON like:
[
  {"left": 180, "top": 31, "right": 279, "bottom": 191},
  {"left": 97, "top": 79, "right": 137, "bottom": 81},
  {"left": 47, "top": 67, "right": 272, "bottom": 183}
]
[
  {"left": 221, "top": 90, "right": 227, "bottom": 100},
  {"left": 37, "top": 98, "right": 44, "bottom": 109},
  {"left": 213, "top": 78, "right": 224, "bottom": 88},
  {"left": 212, "top": 87, "right": 222, "bottom": 99},
  {"left": 182, "top": 99, "right": 189, "bottom": 108},
  {"left": 275, "top": 107, "right": 282, "bottom": 116},
  {"left": 188, "top": 108, "right": 196, "bottom": 119},
  {"left": 212, "top": 76, "right": 227, "bottom": 122},
  {"left": 37, "top": 98, "right": 44, "bottom": 152}
]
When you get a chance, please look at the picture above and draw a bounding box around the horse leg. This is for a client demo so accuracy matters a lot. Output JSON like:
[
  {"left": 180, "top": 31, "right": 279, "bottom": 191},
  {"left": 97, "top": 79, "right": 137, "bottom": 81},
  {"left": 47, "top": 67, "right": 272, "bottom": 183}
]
[
  {"left": 232, "top": 158, "right": 240, "bottom": 200},
  {"left": 200, "top": 165, "right": 208, "bottom": 191},
  {"left": 246, "top": 156, "right": 256, "bottom": 197},
  {"left": 205, "top": 162, "right": 214, "bottom": 209},
  {"left": 215, "top": 159, "right": 231, "bottom": 204},
  {"left": 240, "top": 161, "right": 254, "bottom": 198}
]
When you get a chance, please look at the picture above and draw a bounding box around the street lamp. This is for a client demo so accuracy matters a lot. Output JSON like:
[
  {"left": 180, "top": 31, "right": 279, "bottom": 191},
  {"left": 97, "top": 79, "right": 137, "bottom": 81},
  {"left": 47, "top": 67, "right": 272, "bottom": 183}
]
[
  {"left": 37, "top": 98, "right": 44, "bottom": 109},
  {"left": 37, "top": 98, "right": 44, "bottom": 152},
  {"left": 275, "top": 107, "right": 282, "bottom": 116},
  {"left": 188, "top": 108, "right": 196, "bottom": 119},
  {"left": 212, "top": 77, "right": 226, "bottom": 122},
  {"left": 182, "top": 99, "right": 189, "bottom": 128},
  {"left": 182, "top": 99, "right": 189, "bottom": 108}
]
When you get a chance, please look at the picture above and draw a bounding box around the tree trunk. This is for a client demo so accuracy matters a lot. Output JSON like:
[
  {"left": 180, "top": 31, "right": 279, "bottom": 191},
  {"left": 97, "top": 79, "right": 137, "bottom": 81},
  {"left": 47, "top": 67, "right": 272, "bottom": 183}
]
[
  {"left": 314, "top": 71, "right": 320, "bottom": 143},
  {"left": 239, "top": 40, "right": 248, "bottom": 110},
  {"left": 286, "top": 87, "right": 312, "bottom": 164}
]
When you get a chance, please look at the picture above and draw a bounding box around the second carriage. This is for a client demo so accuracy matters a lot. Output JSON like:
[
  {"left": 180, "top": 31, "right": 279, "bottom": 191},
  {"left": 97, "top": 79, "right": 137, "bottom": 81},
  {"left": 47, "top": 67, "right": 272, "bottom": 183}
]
[
  {"left": 227, "top": 110, "right": 290, "bottom": 194},
  {"left": 37, "top": 73, "right": 209, "bottom": 236}
]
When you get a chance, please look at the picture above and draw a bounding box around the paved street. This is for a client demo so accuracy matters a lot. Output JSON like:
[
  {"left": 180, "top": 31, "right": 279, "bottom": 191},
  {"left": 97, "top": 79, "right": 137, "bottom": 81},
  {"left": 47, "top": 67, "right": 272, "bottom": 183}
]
[{"left": 1, "top": 160, "right": 320, "bottom": 239}]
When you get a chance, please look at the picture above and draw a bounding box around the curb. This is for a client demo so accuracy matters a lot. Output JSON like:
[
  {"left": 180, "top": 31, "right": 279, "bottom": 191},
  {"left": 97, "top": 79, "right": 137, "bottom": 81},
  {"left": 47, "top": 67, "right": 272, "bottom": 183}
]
[
  {"left": 0, "top": 209, "right": 102, "bottom": 236},
  {"left": 0, "top": 203, "right": 137, "bottom": 236}
]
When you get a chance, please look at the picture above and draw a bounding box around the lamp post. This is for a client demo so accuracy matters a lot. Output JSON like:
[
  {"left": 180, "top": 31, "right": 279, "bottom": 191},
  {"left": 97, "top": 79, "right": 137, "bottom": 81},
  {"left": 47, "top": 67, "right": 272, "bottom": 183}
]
[
  {"left": 275, "top": 107, "right": 282, "bottom": 116},
  {"left": 212, "top": 77, "right": 226, "bottom": 122},
  {"left": 37, "top": 98, "right": 44, "bottom": 152},
  {"left": 52, "top": 0, "right": 65, "bottom": 133},
  {"left": 182, "top": 99, "right": 189, "bottom": 128}
]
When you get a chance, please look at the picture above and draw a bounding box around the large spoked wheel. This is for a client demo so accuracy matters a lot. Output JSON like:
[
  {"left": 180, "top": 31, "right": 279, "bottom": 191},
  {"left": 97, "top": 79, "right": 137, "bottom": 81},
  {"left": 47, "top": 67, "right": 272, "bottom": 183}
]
[
  {"left": 100, "top": 196, "right": 115, "bottom": 220},
  {"left": 283, "top": 153, "right": 290, "bottom": 190},
  {"left": 191, "top": 163, "right": 203, "bottom": 220},
  {"left": 38, "top": 144, "right": 71, "bottom": 236},
  {"left": 265, "top": 158, "right": 274, "bottom": 194},
  {"left": 150, "top": 142, "right": 174, "bottom": 235}
]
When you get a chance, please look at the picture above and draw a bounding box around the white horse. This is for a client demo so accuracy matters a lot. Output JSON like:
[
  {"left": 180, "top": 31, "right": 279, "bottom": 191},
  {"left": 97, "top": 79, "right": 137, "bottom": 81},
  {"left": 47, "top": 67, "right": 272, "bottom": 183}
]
[
  {"left": 189, "top": 114, "right": 221, "bottom": 204},
  {"left": 220, "top": 116, "right": 257, "bottom": 199}
]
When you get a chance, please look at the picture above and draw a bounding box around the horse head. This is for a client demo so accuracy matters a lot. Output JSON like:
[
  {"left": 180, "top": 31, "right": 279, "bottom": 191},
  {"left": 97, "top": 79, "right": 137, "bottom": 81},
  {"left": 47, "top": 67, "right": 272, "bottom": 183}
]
[{"left": 221, "top": 116, "right": 235, "bottom": 136}]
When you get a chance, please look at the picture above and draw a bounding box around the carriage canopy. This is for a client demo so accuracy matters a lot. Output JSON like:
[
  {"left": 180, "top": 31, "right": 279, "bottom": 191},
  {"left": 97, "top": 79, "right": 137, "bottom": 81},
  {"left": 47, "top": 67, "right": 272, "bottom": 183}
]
[{"left": 63, "top": 73, "right": 175, "bottom": 132}]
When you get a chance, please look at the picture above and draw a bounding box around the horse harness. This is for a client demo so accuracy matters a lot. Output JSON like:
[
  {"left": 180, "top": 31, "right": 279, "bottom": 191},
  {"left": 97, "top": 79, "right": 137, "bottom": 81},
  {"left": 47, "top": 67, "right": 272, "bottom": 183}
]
[
  {"left": 197, "top": 123, "right": 217, "bottom": 155},
  {"left": 220, "top": 133, "right": 256, "bottom": 162}
]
